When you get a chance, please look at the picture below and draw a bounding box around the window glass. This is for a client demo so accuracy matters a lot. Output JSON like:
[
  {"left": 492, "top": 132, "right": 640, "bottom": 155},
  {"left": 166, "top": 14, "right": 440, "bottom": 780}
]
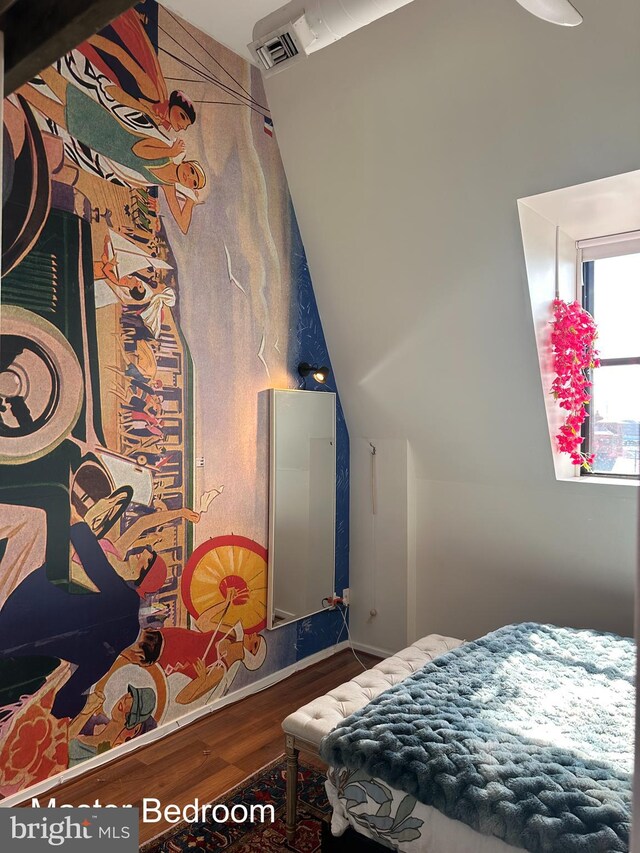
[
  {"left": 583, "top": 251, "right": 640, "bottom": 478},
  {"left": 590, "top": 253, "right": 640, "bottom": 360},
  {"left": 590, "top": 365, "right": 640, "bottom": 476}
]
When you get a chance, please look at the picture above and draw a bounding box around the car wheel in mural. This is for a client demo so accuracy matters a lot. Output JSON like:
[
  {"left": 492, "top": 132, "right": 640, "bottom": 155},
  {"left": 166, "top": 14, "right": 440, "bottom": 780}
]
[{"left": 0, "top": 306, "right": 84, "bottom": 464}]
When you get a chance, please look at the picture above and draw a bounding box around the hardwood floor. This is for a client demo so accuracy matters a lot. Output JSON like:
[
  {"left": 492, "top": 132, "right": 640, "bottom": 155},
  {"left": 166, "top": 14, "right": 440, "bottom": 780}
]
[{"left": 25, "top": 649, "right": 379, "bottom": 845}]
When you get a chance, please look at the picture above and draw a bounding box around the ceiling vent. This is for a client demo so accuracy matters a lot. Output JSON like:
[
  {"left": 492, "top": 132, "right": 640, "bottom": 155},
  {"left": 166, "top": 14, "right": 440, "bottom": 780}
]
[
  {"left": 255, "top": 31, "right": 299, "bottom": 71},
  {"left": 249, "top": 0, "right": 417, "bottom": 77},
  {"left": 251, "top": 13, "right": 314, "bottom": 74}
]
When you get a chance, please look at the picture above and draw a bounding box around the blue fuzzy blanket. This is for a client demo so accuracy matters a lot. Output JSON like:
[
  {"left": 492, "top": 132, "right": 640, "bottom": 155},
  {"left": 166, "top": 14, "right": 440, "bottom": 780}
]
[{"left": 320, "top": 623, "right": 634, "bottom": 852}]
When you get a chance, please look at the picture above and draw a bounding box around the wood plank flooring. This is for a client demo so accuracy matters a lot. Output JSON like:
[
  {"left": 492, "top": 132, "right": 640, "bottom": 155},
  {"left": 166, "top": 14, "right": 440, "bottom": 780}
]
[{"left": 23, "top": 649, "right": 379, "bottom": 845}]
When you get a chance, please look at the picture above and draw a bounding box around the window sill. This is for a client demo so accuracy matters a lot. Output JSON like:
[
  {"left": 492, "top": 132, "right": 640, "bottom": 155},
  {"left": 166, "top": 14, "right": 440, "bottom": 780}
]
[{"left": 558, "top": 475, "right": 639, "bottom": 491}]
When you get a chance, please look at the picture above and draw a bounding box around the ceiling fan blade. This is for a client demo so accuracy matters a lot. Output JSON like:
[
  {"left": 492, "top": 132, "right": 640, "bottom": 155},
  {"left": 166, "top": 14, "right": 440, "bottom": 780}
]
[{"left": 514, "top": 0, "right": 583, "bottom": 26}]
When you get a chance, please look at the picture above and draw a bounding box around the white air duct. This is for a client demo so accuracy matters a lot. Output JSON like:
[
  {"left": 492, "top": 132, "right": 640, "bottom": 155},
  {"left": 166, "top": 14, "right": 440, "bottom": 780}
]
[
  {"left": 249, "top": 0, "right": 584, "bottom": 77},
  {"left": 249, "top": 0, "right": 417, "bottom": 76}
]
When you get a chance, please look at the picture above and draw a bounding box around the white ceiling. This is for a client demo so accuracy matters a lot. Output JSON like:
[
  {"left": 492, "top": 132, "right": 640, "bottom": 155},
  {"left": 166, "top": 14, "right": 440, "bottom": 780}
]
[
  {"left": 159, "top": 0, "right": 283, "bottom": 61},
  {"left": 519, "top": 170, "right": 640, "bottom": 242}
]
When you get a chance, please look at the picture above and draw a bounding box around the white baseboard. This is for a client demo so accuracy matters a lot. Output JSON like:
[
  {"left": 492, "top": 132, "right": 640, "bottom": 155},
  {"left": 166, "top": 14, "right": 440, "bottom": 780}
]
[
  {"left": 350, "top": 640, "right": 394, "bottom": 659},
  {"left": 3, "top": 640, "right": 349, "bottom": 808}
]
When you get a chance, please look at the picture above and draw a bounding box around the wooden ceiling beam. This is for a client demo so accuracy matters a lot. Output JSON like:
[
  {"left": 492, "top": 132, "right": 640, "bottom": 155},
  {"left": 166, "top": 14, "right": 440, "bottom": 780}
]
[
  {"left": 0, "top": 1, "right": 18, "bottom": 15},
  {"left": 3, "top": 0, "right": 136, "bottom": 94}
]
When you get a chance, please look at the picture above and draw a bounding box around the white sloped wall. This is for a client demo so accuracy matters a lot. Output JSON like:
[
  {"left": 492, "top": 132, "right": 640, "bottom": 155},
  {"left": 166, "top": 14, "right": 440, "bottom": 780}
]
[{"left": 262, "top": 0, "right": 640, "bottom": 643}]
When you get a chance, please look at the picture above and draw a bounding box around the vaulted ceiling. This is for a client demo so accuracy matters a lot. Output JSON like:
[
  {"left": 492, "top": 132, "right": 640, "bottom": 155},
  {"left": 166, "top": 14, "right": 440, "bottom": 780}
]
[{"left": 160, "top": 0, "right": 283, "bottom": 61}]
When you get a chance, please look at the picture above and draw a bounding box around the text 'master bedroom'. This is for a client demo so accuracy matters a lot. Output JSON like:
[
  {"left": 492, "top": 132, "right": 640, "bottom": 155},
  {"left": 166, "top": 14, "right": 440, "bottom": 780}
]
[{"left": 0, "top": 0, "right": 637, "bottom": 851}]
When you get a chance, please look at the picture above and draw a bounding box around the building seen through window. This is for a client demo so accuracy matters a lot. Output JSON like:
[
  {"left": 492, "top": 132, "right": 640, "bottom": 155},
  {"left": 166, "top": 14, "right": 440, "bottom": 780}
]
[{"left": 581, "top": 244, "right": 640, "bottom": 478}]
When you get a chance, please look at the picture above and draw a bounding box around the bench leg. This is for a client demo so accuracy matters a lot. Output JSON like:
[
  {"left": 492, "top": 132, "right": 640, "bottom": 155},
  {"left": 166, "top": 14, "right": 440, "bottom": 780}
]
[{"left": 285, "top": 734, "right": 299, "bottom": 844}]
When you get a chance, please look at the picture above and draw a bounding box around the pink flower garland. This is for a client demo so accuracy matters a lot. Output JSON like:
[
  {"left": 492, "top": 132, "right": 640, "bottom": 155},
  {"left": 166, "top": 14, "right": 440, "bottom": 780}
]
[{"left": 550, "top": 299, "right": 600, "bottom": 469}]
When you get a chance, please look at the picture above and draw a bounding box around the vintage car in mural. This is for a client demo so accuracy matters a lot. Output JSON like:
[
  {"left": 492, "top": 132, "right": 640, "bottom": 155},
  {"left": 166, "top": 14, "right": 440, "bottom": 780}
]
[{"left": 1, "top": 97, "right": 153, "bottom": 585}]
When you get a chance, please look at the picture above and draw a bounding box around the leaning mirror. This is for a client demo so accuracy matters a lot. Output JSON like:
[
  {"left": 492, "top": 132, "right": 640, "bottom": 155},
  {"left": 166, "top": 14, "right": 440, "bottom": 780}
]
[{"left": 268, "top": 389, "right": 336, "bottom": 629}]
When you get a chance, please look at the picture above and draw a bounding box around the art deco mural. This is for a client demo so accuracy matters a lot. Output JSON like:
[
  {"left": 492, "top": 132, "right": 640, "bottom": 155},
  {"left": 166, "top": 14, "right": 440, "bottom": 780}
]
[{"left": 0, "top": 1, "right": 348, "bottom": 796}]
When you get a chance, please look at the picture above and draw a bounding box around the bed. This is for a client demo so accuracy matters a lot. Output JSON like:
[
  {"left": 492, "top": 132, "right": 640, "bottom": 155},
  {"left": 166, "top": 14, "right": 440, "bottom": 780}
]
[{"left": 320, "top": 623, "right": 634, "bottom": 853}]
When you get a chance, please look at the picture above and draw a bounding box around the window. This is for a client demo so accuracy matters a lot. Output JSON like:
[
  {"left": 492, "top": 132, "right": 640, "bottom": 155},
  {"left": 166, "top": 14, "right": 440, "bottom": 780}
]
[{"left": 580, "top": 235, "right": 640, "bottom": 479}]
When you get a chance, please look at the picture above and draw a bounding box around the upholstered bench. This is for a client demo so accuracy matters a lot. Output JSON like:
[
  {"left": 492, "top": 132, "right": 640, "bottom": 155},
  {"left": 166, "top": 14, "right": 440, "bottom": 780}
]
[{"left": 281, "top": 633, "right": 463, "bottom": 841}]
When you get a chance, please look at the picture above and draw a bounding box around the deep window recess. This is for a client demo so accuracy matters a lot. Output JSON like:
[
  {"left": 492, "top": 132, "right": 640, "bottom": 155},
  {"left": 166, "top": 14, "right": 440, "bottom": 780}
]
[{"left": 579, "top": 235, "right": 640, "bottom": 479}]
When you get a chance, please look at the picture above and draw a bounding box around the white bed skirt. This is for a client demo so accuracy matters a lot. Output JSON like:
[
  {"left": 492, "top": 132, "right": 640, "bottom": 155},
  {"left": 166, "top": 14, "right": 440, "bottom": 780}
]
[{"left": 325, "top": 766, "right": 521, "bottom": 853}]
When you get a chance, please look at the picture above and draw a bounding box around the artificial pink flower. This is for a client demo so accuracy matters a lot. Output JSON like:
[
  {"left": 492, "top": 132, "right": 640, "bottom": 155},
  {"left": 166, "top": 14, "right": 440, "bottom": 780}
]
[{"left": 550, "top": 299, "right": 599, "bottom": 470}]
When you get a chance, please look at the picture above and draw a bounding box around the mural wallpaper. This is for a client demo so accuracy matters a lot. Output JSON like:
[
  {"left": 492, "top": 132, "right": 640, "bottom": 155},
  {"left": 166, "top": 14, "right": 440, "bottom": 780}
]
[{"left": 0, "top": 1, "right": 348, "bottom": 797}]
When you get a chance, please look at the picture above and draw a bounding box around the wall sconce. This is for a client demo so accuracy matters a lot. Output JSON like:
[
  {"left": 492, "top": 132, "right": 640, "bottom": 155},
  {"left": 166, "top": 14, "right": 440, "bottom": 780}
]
[{"left": 298, "top": 362, "right": 330, "bottom": 385}]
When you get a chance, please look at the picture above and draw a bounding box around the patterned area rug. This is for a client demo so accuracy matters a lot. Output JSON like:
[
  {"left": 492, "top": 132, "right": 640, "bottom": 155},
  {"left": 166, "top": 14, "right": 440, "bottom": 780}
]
[{"left": 141, "top": 757, "right": 330, "bottom": 852}]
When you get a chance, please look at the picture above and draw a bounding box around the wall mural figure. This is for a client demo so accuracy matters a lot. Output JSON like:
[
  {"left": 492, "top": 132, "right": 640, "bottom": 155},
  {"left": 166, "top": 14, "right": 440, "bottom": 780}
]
[
  {"left": 21, "top": 66, "right": 205, "bottom": 234},
  {"left": 0, "top": 0, "right": 347, "bottom": 799}
]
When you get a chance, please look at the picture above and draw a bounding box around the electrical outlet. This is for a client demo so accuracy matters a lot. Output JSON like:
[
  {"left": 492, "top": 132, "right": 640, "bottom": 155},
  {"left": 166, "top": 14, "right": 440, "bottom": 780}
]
[{"left": 343, "top": 587, "right": 350, "bottom": 606}]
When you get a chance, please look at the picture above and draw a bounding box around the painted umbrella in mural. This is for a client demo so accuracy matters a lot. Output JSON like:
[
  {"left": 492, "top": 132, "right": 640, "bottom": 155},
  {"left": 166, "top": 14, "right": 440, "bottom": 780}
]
[{"left": 181, "top": 535, "right": 267, "bottom": 636}]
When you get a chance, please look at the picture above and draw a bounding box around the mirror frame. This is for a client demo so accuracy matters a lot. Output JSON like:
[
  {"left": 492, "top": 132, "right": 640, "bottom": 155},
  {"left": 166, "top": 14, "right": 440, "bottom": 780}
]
[{"left": 267, "top": 388, "right": 337, "bottom": 630}]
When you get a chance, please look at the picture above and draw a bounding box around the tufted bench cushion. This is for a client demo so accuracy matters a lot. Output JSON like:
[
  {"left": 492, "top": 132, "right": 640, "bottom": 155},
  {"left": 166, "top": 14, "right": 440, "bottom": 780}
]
[
  {"left": 281, "top": 633, "right": 463, "bottom": 841},
  {"left": 282, "top": 633, "right": 462, "bottom": 748}
]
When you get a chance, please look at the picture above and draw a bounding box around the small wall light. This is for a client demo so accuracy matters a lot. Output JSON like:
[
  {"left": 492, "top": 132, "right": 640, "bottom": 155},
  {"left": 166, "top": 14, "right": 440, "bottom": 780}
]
[{"left": 298, "top": 362, "right": 330, "bottom": 384}]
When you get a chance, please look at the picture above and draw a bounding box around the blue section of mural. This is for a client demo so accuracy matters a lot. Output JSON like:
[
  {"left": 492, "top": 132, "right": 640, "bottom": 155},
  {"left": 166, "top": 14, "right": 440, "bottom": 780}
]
[
  {"left": 230, "top": 617, "right": 297, "bottom": 691},
  {"left": 291, "top": 209, "right": 350, "bottom": 660}
]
